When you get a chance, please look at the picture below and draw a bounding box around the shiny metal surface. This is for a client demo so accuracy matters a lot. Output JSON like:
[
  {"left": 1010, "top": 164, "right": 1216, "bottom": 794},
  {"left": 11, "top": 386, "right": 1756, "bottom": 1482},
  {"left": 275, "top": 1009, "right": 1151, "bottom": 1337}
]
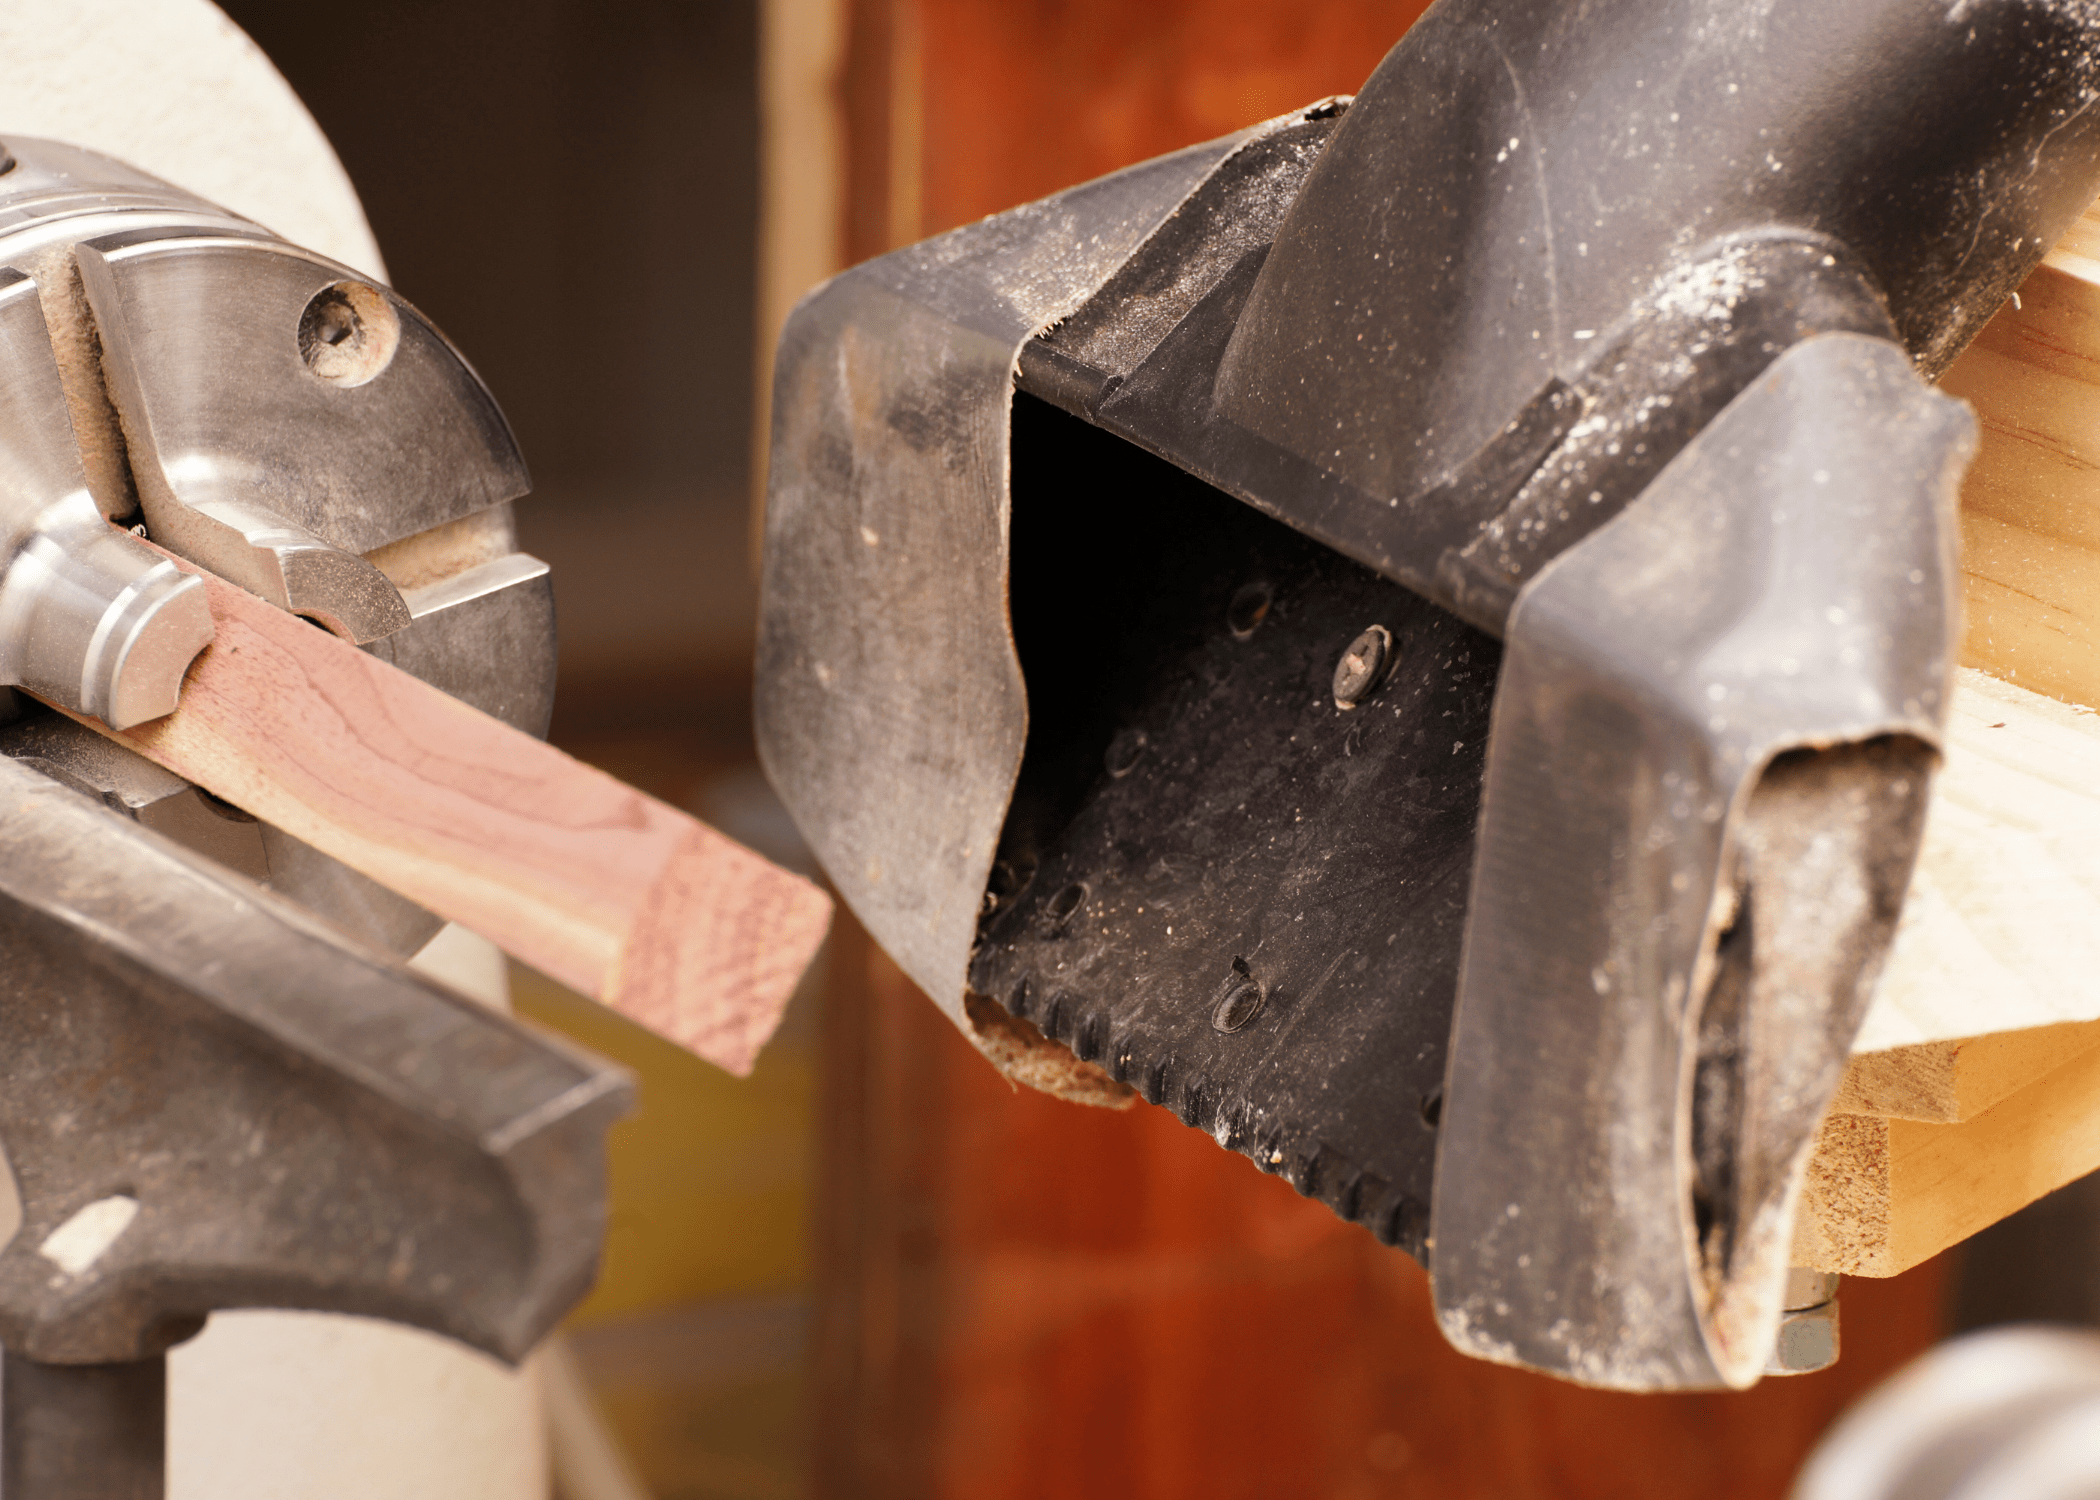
[
  {"left": 0, "top": 134, "right": 556, "bottom": 944},
  {"left": 368, "top": 552, "right": 557, "bottom": 737},
  {"left": 73, "top": 234, "right": 518, "bottom": 646},
  {"left": 0, "top": 132, "right": 575, "bottom": 1497},
  {"left": 0, "top": 713, "right": 444, "bottom": 955},
  {"left": 0, "top": 138, "right": 267, "bottom": 270},
  {"left": 0, "top": 134, "right": 533, "bottom": 701},
  {"left": 0, "top": 755, "right": 630, "bottom": 1367},
  {"left": 76, "top": 234, "right": 526, "bottom": 558},
  {"left": 0, "top": 276, "right": 210, "bottom": 728},
  {"left": 1767, "top": 1269, "right": 1841, "bottom": 1377},
  {"left": 111, "top": 484, "right": 413, "bottom": 645}
]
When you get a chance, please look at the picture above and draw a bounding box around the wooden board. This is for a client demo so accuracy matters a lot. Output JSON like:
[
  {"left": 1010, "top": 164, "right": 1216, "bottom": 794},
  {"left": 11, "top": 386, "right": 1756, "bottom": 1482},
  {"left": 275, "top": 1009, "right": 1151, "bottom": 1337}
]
[
  {"left": 1833, "top": 1017, "right": 2100, "bottom": 1124},
  {"left": 50, "top": 553, "right": 832, "bottom": 1077},
  {"left": 1941, "top": 206, "right": 2100, "bottom": 713},
  {"left": 1857, "top": 669, "right": 2100, "bottom": 1054},
  {"left": 1798, "top": 196, "right": 2100, "bottom": 1269},
  {"left": 1797, "top": 1037, "right": 2100, "bottom": 1276}
]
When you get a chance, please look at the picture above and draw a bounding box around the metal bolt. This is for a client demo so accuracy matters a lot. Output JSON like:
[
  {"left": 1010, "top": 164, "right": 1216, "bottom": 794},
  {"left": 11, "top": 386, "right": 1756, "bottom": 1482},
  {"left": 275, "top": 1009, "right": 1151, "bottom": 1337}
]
[
  {"left": 1766, "top": 1268, "right": 1840, "bottom": 1375},
  {"left": 1211, "top": 957, "right": 1265, "bottom": 1033},
  {"left": 1332, "top": 624, "right": 1394, "bottom": 708}
]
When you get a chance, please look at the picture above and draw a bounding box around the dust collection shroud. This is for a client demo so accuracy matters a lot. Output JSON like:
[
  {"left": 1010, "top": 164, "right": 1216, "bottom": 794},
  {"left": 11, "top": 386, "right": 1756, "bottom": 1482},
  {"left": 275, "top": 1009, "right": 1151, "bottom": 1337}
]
[{"left": 758, "top": 0, "right": 2100, "bottom": 1389}]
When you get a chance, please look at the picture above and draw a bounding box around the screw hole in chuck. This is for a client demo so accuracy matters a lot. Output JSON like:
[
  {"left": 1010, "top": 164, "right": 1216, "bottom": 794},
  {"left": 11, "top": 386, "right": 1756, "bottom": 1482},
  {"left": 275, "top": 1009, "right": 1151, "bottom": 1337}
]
[{"left": 298, "top": 280, "right": 401, "bottom": 387}]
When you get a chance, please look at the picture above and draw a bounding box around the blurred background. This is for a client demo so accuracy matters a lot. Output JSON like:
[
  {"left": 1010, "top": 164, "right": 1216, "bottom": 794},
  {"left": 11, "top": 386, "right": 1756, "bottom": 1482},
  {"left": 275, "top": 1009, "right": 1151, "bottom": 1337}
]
[{"left": 208, "top": 3, "right": 1972, "bottom": 1497}]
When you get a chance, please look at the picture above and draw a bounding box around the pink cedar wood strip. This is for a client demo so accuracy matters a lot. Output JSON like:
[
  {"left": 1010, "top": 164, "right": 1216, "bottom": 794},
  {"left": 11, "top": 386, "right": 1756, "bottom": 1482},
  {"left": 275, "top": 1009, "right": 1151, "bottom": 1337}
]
[{"left": 59, "top": 555, "right": 832, "bottom": 1076}]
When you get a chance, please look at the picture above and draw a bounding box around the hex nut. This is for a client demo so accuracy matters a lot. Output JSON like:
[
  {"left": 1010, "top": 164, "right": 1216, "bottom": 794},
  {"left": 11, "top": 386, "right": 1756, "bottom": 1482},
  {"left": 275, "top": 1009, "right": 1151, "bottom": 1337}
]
[{"left": 1767, "top": 1299, "right": 1840, "bottom": 1375}]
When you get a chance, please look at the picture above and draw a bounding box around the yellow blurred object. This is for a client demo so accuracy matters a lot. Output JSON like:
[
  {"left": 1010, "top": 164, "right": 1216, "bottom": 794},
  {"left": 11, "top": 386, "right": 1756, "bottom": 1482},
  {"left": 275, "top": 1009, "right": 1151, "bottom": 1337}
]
[{"left": 511, "top": 957, "right": 822, "bottom": 1323}]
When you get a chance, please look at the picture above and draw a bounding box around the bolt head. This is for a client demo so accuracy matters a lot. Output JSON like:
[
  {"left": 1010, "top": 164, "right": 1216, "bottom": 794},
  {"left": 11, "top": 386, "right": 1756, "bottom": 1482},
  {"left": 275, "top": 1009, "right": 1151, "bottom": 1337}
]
[{"left": 1333, "top": 624, "right": 1394, "bottom": 708}]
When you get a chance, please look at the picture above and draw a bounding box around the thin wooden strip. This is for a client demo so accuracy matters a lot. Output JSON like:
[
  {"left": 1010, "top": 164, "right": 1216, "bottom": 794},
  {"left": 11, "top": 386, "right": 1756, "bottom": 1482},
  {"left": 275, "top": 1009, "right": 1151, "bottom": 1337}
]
[
  {"left": 1796, "top": 1038, "right": 2100, "bottom": 1277},
  {"left": 1833, "top": 1017, "right": 2100, "bottom": 1124},
  {"left": 51, "top": 555, "right": 831, "bottom": 1076}
]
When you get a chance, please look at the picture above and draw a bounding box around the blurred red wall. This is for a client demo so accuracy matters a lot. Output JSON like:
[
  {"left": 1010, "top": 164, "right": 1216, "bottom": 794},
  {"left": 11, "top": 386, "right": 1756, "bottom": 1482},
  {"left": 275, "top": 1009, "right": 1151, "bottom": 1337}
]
[
  {"left": 918, "top": 1, "right": 1436, "bottom": 233},
  {"left": 818, "top": 918, "right": 1945, "bottom": 1499}
]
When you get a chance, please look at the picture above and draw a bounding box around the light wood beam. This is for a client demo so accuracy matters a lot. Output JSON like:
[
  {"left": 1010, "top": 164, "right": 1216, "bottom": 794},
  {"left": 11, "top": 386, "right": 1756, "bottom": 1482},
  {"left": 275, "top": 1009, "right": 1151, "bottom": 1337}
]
[{"left": 1803, "top": 197, "right": 2100, "bottom": 1269}]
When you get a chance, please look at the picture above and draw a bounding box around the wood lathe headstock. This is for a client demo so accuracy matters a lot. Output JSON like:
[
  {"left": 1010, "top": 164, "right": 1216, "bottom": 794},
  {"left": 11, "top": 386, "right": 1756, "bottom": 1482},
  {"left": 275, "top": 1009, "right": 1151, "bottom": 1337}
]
[{"left": 0, "top": 133, "right": 828, "bottom": 1496}]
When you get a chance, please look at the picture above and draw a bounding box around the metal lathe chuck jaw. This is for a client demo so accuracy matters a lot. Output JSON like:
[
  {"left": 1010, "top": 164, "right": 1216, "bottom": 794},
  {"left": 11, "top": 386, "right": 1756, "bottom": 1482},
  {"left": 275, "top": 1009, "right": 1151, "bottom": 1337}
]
[{"left": 0, "top": 137, "right": 628, "bottom": 1497}]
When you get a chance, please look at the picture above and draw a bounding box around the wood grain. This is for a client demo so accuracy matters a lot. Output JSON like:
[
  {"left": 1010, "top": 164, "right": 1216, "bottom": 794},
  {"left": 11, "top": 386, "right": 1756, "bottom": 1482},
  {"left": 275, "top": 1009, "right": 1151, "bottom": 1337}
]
[
  {"left": 56, "top": 553, "right": 831, "bottom": 1076},
  {"left": 1807, "top": 667, "right": 2100, "bottom": 1264},
  {"left": 1797, "top": 1037, "right": 2100, "bottom": 1277},
  {"left": 1857, "top": 668, "right": 2100, "bottom": 1054},
  {"left": 1833, "top": 1017, "right": 2100, "bottom": 1124},
  {"left": 1939, "top": 197, "right": 2100, "bottom": 712},
  {"left": 1800, "top": 204, "right": 2100, "bottom": 1263}
]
